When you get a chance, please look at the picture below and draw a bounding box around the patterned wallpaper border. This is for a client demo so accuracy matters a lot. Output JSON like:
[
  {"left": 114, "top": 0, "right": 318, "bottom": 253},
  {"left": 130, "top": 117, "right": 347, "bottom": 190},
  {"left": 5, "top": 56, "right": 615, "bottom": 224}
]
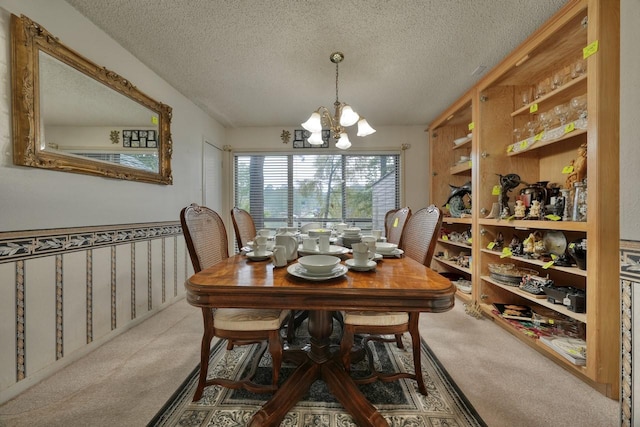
[
  {"left": 621, "top": 239, "right": 639, "bottom": 427},
  {"left": 0, "top": 222, "right": 182, "bottom": 263}
]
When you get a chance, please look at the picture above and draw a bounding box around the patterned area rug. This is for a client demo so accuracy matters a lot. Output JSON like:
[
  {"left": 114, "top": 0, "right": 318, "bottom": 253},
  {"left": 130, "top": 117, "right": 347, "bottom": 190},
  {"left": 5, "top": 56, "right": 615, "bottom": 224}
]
[{"left": 149, "top": 327, "right": 485, "bottom": 427}]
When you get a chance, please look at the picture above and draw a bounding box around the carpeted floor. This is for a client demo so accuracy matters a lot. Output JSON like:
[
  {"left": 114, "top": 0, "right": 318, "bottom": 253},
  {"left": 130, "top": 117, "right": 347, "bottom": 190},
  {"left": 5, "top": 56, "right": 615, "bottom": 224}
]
[
  {"left": 149, "top": 331, "right": 486, "bottom": 426},
  {"left": 0, "top": 298, "right": 619, "bottom": 427}
]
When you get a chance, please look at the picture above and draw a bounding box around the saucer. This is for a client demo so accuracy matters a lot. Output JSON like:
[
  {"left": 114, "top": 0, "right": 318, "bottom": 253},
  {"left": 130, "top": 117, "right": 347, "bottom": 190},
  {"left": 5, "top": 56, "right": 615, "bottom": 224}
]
[
  {"left": 345, "top": 259, "right": 376, "bottom": 271},
  {"left": 381, "top": 248, "right": 404, "bottom": 258},
  {"left": 298, "top": 245, "right": 349, "bottom": 256},
  {"left": 246, "top": 250, "right": 273, "bottom": 261},
  {"left": 287, "top": 264, "right": 348, "bottom": 281}
]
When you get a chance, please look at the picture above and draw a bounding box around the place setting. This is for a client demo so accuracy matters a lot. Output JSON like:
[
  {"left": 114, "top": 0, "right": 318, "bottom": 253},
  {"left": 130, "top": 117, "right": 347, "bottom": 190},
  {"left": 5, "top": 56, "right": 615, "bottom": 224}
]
[
  {"left": 298, "top": 234, "right": 349, "bottom": 256},
  {"left": 244, "top": 235, "right": 273, "bottom": 261},
  {"left": 375, "top": 242, "right": 404, "bottom": 258},
  {"left": 345, "top": 242, "right": 377, "bottom": 272},
  {"left": 287, "top": 255, "right": 348, "bottom": 281}
]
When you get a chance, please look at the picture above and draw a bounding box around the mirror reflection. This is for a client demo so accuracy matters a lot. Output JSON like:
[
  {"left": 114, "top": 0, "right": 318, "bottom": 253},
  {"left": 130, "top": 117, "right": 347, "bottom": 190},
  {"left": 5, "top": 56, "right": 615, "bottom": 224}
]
[
  {"left": 11, "top": 14, "right": 173, "bottom": 184},
  {"left": 40, "top": 52, "right": 161, "bottom": 173}
]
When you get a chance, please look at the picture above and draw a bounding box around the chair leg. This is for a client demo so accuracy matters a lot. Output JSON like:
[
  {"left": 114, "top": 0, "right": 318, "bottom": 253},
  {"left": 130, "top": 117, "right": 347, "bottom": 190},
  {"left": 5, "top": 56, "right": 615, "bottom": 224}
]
[
  {"left": 394, "top": 333, "right": 405, "bottom": 349},
  {"left": 340, "top": 324, "right": 355, "bottom": 373},
  {"left": 268, "top": 330, "right": 283, "bottom": 387},
  {"left": 409, "top": 313, "right": 427, "bottom": 395},
  {"left": 193, "top": 308, "right": 215, "bottom": 402}
]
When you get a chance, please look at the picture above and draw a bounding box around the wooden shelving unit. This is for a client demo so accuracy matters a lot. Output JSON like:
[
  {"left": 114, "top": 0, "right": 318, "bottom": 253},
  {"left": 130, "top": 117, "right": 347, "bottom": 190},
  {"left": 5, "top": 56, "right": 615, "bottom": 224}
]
[{"left": 427, "top": 0, "right": 619, "bottom": 399}]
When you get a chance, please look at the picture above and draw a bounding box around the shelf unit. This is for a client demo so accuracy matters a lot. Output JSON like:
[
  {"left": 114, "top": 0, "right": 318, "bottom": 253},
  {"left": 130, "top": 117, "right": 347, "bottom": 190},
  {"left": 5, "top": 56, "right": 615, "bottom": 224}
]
[{"left": 427, "top": 0, "right": 619, "bottom": 398}]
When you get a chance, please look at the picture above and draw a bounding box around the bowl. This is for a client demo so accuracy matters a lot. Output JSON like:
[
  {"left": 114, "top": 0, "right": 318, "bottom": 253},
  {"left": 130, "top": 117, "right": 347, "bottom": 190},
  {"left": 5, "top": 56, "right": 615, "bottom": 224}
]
[
  {"left": 375, "top": 242, "right": 398, "bottom": 254},
  {"left": 488, "top": 263, "right": 538, "bottom": 286},
  {"left": 297, "top": 255, "right": 341, "bottom": 274},
  {"left": 308, "top": 228, "right": 332, "bottom": 237},
  {"left": 342, "top": 227, "right": 361, "bottom": 235}
]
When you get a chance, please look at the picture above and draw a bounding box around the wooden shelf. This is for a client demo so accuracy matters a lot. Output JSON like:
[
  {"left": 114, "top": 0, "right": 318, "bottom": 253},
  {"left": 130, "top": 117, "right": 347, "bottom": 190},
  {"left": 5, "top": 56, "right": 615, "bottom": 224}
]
[
  {"left": 438, "top": 238, "right": 472, "bottom": 250},
  {"left": 480, "top": 248, "right": 588, "bottom": 277},
  {"left": 449, "top": 161, "right": 472, "bottom": 174},
  {"left": 481, "top": 276, "right": 587, "bottom": 323},
  {"left": 433, "top": 257, "right": 472, "bottom": 274},
  {"left": 443, "top": 217, "right": 473, "bottom": 225},
  {"left": 511, "top": 74, "right": 587, "bottom": 117},
  {"left": 452, "top": 138, "right": 472, "bottom": 150},
  {"left": 478, "top": 218, "right": 587, "bottom": 232},
  {"left": 507, "top": 127, "right": 587, "bottom": 156}
]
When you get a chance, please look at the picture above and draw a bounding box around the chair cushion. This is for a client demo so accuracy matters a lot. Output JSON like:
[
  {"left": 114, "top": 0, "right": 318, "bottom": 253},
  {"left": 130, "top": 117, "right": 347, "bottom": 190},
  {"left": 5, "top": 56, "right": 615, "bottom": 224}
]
[
  {"left": 343, "top": 311, "right": 409, "bottom": 326},
  {"left": 214, "top": 308, "right": 288, "bottom": 331}
]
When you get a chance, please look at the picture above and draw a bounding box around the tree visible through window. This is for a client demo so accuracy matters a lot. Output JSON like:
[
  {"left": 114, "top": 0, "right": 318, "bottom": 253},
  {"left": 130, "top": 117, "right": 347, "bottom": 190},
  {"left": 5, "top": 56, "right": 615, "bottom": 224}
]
[{"left": 234, "top": 153, "right": 399, "bottom": 231}]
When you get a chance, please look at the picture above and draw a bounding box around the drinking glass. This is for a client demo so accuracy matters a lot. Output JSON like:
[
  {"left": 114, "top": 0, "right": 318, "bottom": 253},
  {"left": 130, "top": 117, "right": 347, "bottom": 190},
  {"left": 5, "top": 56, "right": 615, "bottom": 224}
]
[
  {"left": 552, "top": 72, "right": 564, "bottom": 90},
  {"left": 571, "top": 59, "right": 586, "bottom": 78},
  {"left": 570, "top": 95, "right": 587, "bottom": 120},
  {"left": 553, "top": 104, "right": 569, "bottom": 126}
]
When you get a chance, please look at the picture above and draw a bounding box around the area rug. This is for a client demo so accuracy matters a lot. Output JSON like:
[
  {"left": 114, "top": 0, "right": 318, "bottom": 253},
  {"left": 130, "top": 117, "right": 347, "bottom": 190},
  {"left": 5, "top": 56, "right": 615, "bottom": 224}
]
[{"left": 149, "top": 331, "right": 486, "bottom": 427}]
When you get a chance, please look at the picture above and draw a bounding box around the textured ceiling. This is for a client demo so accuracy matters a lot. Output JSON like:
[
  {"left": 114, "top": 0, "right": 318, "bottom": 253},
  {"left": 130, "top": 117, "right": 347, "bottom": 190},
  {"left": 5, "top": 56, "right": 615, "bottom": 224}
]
[{"left": 65, "top": 0, "right": 568, "bottom": 129}]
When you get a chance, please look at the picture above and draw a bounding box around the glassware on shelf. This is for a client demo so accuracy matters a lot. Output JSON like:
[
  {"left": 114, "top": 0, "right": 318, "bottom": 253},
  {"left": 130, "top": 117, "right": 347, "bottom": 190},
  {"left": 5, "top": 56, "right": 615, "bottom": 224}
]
[
  {"left": 552, "top": 71, "right": 564, "bottom": 90},
  {"left": 560, "top": 188, "right": 572, "bottom": 221},
  {"left": 513, "top": 128, "right": 522, "bottom": 143},
  {"left": 538, "top": 111, "right": 554, "bottom": 138},
  {"left": 526, "top": 120, "right": 538, "bottom": 137},
  {"left": 571, "top": 58, "right": 587, "bottom": 79},
  {"left": 570, "top": 94, "right": 588, "bottom": 121},
  {"left": 553, "top": 103, "right": 569, "bottom": 126},
  {"left": 535, "top": 80, "right": 549, "bottom": 100},
  {"left": 521, "top": 89, "right": 531, "bottom": 106},
  {"left": 572, "top": 181, "right": 587, "bottom": 222}
]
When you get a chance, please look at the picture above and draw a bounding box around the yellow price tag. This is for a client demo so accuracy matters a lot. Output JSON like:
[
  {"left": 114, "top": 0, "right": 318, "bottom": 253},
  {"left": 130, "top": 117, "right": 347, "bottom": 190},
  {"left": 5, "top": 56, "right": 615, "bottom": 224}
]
[
  {"left": 534, "top": 132, "right": 543, "bottom": 141},
  {"left": 523, "top": 236, "right": 531, "bottom": 245},
  {"left": 520, "top": 141, "right": 528, "bottom": 149},
  {"left": 542, "top": 260, "right": 555, "bottom": 269},
  {"left": 549, "top": 319, "right": 555, "bottom": 325},
  {"left": 545, "top": 214, "right": 561, "bottom": 221},
  {"left": 551, "top": 254, "right": 558, "bottom": 260},
  {"left": 487, "top": 241, "right": 496, "bottom": 250},
  {"left": 583, "top": 40, "right": 599, "bottom": 59},
  {"left": 500, "top": 248, "right": 513, "bottom": 258},
  {"left": 442, "top": 235, "right": 449, "bottom": 241},
  {"left": 492, "top": 185, "right": 501, "bottom": 195},
  {"left": 569, "top": 242, "right": 576, "bottom": 249},
  {"left": 446, "top": 204, "right": 450, "bottom": 210},
  {"left": 562, "top": 165, "right": 574, "bottom": 174},
  {"left": 468, "top": 160, "right": 472, "bottom": 167},
  {"left": 529, "top": 103, "right": 538, "bottom": 113},
  {"left": 507, "top": 144, "right": 514, "bottom": 153},
  {"left": 468, "top": 122, "right": 475, "bottom": 131},
  {"left": 467, "top": 237, "right": 472, "bottom": 244},
  {"left": 393, "top": 218, "right": 399, "bottom": 227},
  {"left": 151, "top": 116, "right": 159, "bottom": 125},
  {"left": 564, "top": 122, "right": 575, "bottom": 133}
]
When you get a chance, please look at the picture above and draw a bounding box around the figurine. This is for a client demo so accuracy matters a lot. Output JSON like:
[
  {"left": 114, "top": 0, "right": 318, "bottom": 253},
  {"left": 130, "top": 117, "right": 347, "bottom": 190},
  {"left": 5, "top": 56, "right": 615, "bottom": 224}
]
[
  {"left": 528, "top": 200, "right": 541, "bottom": 219},
  {"left": 514, "top": 200, "right": 526, "bottom": 219},
  {"left": 497, "top": 173, "right": 522, "bottom": 218},
  {"left": 523, "top": 233, "right": 536, "bottom": 255},
  {"left": 444, "top": 181, "right": 472, "bottom": 218},
  {"left": 565, "top": 143, "right": 587, "bottom": 189},
  {"left": 493, "top": 231, "right": 504, "bottom": 249},
  {"left": 509, "top": 235, "right": 523, "bottom": 256}
]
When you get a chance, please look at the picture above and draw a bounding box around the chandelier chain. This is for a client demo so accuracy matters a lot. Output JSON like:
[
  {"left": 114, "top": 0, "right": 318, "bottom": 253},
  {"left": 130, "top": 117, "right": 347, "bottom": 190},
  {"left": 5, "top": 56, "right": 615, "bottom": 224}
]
[{"left": 335, "top": 62, "right": 340, "bottom": 106}]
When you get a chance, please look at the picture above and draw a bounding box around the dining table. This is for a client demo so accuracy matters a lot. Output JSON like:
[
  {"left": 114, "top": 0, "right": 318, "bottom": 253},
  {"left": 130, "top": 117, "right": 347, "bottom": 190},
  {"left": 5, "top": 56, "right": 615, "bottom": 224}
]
[{"left": 185, "top": 252, "right": 455, "bottom": 427}]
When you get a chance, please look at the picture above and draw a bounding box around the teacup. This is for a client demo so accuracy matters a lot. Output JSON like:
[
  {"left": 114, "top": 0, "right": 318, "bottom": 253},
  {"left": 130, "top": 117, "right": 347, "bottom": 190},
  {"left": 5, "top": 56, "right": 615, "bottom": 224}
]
[
  {"left": 372, "top": 229, "right": 383, "bottom": 240},
  {"left": 318, "top": 235, "right": 330, "bottom": 252},
  {"left": 302, "top": 237, "right": 317, "bottom": 251},
  {"left": 257, "top": 229, "right": 273, "bottom": 237},
  {"left": 361, "top": 236, "right": 376, "bottom": 253},
  {"left": 352, "top": 249, "right": 370, "bottom": 267}
]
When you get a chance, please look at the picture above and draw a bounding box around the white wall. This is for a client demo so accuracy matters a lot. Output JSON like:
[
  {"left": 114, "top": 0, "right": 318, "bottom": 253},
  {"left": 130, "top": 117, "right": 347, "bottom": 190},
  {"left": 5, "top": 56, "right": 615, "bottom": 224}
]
[
  {"left": 225, "top": 125, "right": 431, "bottom": 211},
  {"left": 0, "top": 0, "right": 226, "bottom": 231},
  {"left": 620, "top": 0, "right": 640, "bottom": 241}
]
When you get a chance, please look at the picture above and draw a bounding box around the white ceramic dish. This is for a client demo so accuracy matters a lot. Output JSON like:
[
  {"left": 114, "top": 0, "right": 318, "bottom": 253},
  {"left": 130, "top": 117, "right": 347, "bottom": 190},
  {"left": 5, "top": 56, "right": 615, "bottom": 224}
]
[
  {"left": 381, "top": 248, "right": 404, "bottom": 258},
  {"left": 245, "top": 251, "right": 273, "bottom": 261},
  {"left": 298, "top": 245, "right": 349, "bottom": 256},
  {"left": 453, "top": 136, "right": 471, "bottom": 145},
  {"left": 345, "top": 259, "right": 376, "bottom": 271},
  {"left": 287, "top": 264, "right": 348, "bottom": 281},
  {"left": 296, "top": 255, "right": 341, "bottom": 274},
  {"left": 375, "top": 242, "right": 398, "bottom": 254}
]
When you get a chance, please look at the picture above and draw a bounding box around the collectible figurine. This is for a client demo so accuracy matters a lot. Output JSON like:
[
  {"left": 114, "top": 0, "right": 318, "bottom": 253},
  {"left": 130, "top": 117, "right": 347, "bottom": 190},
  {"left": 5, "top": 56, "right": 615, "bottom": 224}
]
[
  {"left": 444, "top": 181, "right": 472, "bottom": 218},
  {"left": 528, "top": 200, "right": 541, "bottom": 219},
  {"left": 497, "top": 173, "right": 522, "bottom": 218},
  {"left": 514, "top": 200, "right": 526, "bottom": 219}
]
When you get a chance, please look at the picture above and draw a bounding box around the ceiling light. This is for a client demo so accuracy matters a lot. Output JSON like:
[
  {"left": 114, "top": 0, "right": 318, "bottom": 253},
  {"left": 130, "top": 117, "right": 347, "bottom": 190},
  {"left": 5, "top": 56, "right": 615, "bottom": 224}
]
[{"left": 301, "top": 52, "right": 376, "bottom": 149}]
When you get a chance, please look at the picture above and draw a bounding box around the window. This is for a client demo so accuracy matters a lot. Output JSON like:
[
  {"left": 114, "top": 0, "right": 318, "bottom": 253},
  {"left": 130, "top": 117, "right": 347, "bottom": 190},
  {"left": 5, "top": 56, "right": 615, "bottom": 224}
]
[{"left": 234, "top": 153, "right": 400, "bottom": 231}]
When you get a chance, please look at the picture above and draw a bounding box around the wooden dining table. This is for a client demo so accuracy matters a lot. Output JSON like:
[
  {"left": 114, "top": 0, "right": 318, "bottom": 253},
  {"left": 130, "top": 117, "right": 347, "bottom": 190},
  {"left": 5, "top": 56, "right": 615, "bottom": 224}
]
[{"left": 185, "top": 253, "right": 455, "bottom": 427}]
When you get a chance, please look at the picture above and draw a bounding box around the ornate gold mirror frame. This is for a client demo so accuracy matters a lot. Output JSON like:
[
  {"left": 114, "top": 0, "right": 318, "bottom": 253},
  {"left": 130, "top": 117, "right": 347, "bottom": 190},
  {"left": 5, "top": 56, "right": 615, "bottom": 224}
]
[{"left": 11, "top": 14, "right": 173, "bottom": 184}]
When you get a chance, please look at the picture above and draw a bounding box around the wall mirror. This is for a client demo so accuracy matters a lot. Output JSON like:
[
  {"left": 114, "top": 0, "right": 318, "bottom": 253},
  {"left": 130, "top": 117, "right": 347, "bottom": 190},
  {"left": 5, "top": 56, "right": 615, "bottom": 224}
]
[{"left": 11, "top": 14, "right": 173, "bottom": 184}]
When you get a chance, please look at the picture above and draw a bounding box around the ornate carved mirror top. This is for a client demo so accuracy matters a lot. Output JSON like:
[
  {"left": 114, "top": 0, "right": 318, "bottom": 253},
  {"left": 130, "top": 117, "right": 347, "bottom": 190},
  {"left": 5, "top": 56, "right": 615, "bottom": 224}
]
[{"left": 11, "top": 14, "right": 173, "bottom": 184}]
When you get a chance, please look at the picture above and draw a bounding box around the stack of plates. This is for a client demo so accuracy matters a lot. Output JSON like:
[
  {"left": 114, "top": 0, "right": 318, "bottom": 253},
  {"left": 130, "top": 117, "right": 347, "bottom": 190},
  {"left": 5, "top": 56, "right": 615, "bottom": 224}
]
[
  {"left": 341, "top": 227, "right": 362, "bottom": 248},
  {"left": 287, "top": 263, "right": 348, "bottom": 281}
]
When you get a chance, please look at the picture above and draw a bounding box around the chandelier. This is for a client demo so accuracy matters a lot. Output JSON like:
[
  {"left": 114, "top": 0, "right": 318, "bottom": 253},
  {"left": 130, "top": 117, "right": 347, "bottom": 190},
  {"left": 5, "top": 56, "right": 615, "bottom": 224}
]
[{"left": 301, "top": 52, "right": 376, "bottom": 149}]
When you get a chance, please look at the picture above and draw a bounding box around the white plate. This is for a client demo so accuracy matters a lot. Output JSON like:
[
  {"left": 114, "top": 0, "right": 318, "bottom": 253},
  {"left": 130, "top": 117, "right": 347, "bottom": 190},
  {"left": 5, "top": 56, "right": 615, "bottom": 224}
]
[
  {"left": 287, "top": 264, "right": 348, "bottom": 281},
  {"left": 453, "top": 136, "right": 471, "bottom": 145},
  {"left": 345, "top": 259, "right": 376, "bottom": 271},
  {"left": 297, "top": 245, "right": 349, "bottom": 256},
  {"left": 381, "top": 248, "right": 404, "bottom": 258},
  {"left": 246, "top": 241, "right": 275, "bottom": 250},
  {"left": 246, "top": 251, "right": 273, "bottom": 261}
]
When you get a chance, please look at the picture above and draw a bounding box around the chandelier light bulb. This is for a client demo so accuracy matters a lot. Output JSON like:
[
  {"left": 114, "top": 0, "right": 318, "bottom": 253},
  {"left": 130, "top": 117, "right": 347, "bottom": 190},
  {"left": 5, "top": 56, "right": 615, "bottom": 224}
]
[
  {"left": 339, "top": 105, "right": 359, "bottom": 127},
  {"left": 335, "top": 132, "right": 352, "bottom": 149},
  {"left": 356, "top": 118, "right": 376, "bottom": 137},
  {"left": 307, "top": 131, "right": 324, "bottom": 145},
  {"left": 301, "top": 111, "right": 322, "bottom": 133}
]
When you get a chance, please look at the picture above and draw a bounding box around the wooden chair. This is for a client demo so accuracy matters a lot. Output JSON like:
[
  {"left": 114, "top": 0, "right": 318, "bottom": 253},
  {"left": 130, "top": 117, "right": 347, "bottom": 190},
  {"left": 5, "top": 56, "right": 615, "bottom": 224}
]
[
  {"left": 231, "top": 206, "right": 257, "bottom": 251},
  {"left": 340, "top": 205, "right": 443, "bottom": 395},
  {"left": 385, "top": 207, "right": 412, "bottom": 246},
  {"left": 181, "top": 203, "right": 288, "bottom": 401}
]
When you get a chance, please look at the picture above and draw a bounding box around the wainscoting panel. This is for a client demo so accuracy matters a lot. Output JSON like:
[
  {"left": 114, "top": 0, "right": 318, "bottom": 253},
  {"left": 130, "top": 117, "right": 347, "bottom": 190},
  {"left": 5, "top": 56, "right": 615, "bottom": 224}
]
[
  {"left": 0, "top": 222, "right": 187, "bottom": 403},
  {"left": 24, "top": 256, "right": 57, "bottom": 383},
  {"left": 621, "top": 239, "right": 640, "bottom": 427},
  {"left": 63, "top": 251, "right": 88, "bottom": 358},
  {"left": 0, "top": 262, "right": 16, "bottom": 390}
]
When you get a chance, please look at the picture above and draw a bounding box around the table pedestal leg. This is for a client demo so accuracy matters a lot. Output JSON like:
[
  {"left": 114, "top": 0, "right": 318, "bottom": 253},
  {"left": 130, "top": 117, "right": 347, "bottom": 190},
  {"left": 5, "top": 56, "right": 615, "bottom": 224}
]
[{"left": 248, "top": 310, "right": 389, "bottom": 427}]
